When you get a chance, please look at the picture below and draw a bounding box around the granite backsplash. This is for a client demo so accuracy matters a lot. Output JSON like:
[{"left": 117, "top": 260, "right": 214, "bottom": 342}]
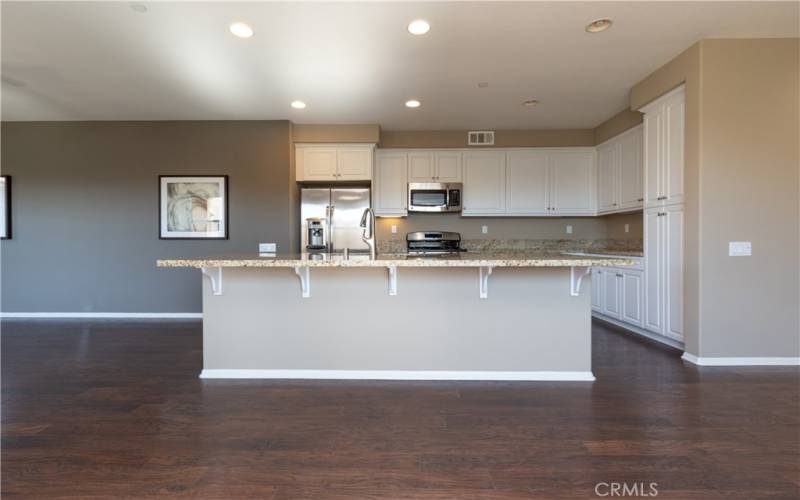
[{"left": 377, "top": 238, "right": 643, "bottom": 254}]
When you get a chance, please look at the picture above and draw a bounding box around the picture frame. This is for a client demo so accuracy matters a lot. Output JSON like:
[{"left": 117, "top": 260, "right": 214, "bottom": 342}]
[
  {"left": 159, "top": 175, "right": 228, "bottom": 240},
  {"left": 1, "top": 176, "right": 11, "bottom": 240}
]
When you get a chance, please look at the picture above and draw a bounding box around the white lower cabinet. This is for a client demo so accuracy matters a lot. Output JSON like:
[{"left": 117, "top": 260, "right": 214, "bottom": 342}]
[
  {"left": 637, "top": 204, "right": 686, "bottom": 342},
  {"left": 592, "top": 259, "right": 655, "bottom": 341},
  {"left": 602, "top": 269, "right": 622, "bottom": 319},
  {"left": 621, "top": 270, "right": 644, "bottom": 327},
  {"left": 591, "top": 269, "right": 603, "bottom": 311}
]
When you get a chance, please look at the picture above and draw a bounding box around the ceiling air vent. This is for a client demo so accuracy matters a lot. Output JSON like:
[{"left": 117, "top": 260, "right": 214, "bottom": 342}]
[{"left": 468, "top": 130, "right": 495, "bottom": 146}]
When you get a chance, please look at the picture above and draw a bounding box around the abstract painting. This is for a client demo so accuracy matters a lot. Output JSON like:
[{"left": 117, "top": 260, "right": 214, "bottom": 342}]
[
  {"left": 159, "top": 176, "right": 228, "bottom": 239},
  {"left": 0, "top": 176, "right": 10, "bottom": 239}
]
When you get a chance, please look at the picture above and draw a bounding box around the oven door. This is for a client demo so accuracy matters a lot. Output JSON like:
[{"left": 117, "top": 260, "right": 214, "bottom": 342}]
[{"left": 408, "top": 183, "right": 449, "bottom": 212}]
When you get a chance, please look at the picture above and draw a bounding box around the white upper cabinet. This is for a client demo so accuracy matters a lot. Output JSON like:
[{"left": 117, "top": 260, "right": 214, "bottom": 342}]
[
  {"left": 372, "top": 147, "right": 596, "bottom": 218},
  {"left": 337, "top": 148, "right": 373, "bottom": 181},
  {"left": 641, "top": 85, "right": 685, "bottom": 208},
  {"left": 596, "top": 125, "right": 643, "bottom": 214},
  {"left": 506, "top": 150, "right": 549, "bottom": 215},
  {"left": 408, "top": 151, "right": 462, "bottom": 182},
  {"left": 373, "top": 152, "right": 408, "bottom": 216},
  {"left": 618, "top": 128, "right": 644, "bottom": 209},
  {"left": 549, "top": 151, "right": 595, "bottom": 215},
  {"left": 434, "top": 151, "right": 462, "bottom": 182},
  {"left": 296, "top": 144, "right": 374, "bottom": 182},
  {"left": 299, "top": 148, "right": 338, "bottom": 181},
  {"left": 597, "top": 143, "right": 617, "bottom": 212},
  {"left": 463, "top": 151, "right": 506, "bottom": 215},
  {"left": 408, "top": 152, "right": 435, "bottom": 182},
  {"left": 663, "top": 93, "right": 685, "bottom": 206}
]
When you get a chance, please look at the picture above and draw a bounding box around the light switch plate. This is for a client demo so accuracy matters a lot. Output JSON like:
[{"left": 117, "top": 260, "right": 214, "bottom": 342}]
[
  {"left": 566, "top": 225, "right": 573, "bottom": 234},
  {"left": 481, "top": 225, "right": 488, "bottom": 235},
  {"left": 259, "top": 243, "right": 277, "bottom": 253},
  {"left": 729, "top": 241, "right": 752, "bottom": 257}
]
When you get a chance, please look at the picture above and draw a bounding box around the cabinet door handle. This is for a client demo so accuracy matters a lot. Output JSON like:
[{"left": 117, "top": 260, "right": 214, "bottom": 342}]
[
  {"left": 637, "top": 198, "right": 644, "bottom": 202},
  {"left": 657, "top": 212, "right": 666, "bottom": 216},
  {"left": 613, "top": 203, "right": 617, "bottom": 206},
  {"left": 657, "top": 196, "right": 667, "bottom": 200},
  {"left": 616, "top": 273, "right": 623, "bottom": 278}
]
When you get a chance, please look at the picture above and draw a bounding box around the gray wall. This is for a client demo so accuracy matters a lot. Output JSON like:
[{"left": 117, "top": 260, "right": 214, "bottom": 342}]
[{"left": 1, "top": 121, "right": 291, "bottom": 313}]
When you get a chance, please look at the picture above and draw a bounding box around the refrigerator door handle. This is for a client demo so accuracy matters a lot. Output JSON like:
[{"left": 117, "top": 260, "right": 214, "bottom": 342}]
[{"left": 327, "top": 204, "right": 334, "bottom": 253}]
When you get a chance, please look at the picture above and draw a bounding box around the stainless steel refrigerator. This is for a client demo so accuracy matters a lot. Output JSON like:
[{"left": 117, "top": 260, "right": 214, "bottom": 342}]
[{"left": 300, "top": 188, "right": 371, "bottom": 252}]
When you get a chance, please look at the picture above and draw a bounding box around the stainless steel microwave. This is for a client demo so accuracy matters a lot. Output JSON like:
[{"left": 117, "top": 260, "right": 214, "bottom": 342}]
[{"left": 408, "top": 182, "right": 462, "bottom": 213}]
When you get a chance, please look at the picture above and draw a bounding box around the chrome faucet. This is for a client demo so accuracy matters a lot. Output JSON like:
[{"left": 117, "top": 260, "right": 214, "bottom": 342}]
[{"left": 359, "top": 207, "right": 377, "bottom": 259}]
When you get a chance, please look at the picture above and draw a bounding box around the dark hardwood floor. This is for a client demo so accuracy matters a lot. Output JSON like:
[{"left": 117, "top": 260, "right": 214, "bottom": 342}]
[{"left": 1, "top": 319, "right": 798, "bottom": 499}]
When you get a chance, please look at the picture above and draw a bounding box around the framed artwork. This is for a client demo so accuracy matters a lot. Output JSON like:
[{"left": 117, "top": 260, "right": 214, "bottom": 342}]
[
  {"left": 159, "top": 175, "right": 228, "bottom": 239},
  {"left": 1, "top": 176, "right": 10, "bottom": 239}
]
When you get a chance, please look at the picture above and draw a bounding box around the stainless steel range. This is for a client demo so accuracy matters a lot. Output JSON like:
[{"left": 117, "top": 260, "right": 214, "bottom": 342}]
[{"left": 406, "top": 231, "right": 465, "bottom": 255}]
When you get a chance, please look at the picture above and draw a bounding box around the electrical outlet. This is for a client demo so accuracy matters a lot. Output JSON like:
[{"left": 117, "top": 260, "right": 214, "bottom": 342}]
[
  {"left": 566, "top": 225, "right": 573, "bottom": 234},
  {"left": 729, "top": 241, "right": 752, "bottom": 257},
  {"left": 259, "top": 243, "right": 276, "bottom": 253},
  {"left": 391, "top": 225, "right": 398, "bottom": 234},
  {"left": 624, "top": 224, "right": 630, "bottom": 233},
  {"left": 481, "top": 225, "right": 488, "bottom": 235}
]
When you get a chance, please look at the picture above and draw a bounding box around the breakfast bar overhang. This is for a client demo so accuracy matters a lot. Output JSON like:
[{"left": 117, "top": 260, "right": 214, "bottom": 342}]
[{"left": 158, "top": 253, "right": 635, "bottom": 381}]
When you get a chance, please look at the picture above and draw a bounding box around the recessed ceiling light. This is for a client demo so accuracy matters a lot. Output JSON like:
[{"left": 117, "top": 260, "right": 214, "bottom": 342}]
[
  {"left": 585, "top": 18, "right": 613, "bottom": 33},
  {"left": 129, "top": 3, "right": 148, "bottom": 13},
  {"left": 407, "top": 19, "right": 430, "bottom": 35},
  {"left": 229, "top": 22, "right": 254, "bottom": 38},
  {"left": 405, "top": 99, "right": 421, "bottom": 108},
  {"left": 291, "top": 101, "right": 307, "bottom": 109},
  {"left": 522, "top": 99, "right": 539, "bottom": 107}
]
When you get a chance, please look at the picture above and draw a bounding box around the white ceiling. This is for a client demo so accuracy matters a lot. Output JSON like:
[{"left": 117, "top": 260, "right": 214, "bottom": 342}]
[{"left": 1, "top": 2, "right": 797, "bottom": 129}]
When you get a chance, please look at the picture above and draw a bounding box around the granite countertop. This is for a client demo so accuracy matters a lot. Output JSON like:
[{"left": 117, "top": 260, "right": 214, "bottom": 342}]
[
  {"left": 157, "top": 251, "right": 637, "bottom": 269},
  {"left": 562, "top": 250, "right": 644, "bottom": 258}
]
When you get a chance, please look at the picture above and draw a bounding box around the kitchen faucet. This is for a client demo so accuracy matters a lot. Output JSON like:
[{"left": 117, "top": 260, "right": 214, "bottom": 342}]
[{"left": 359, "top": 207, "right": 377, "bottom": 259}]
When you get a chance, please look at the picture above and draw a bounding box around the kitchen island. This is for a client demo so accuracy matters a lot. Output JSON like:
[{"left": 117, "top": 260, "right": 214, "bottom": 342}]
[{"left": 158, "top": 252, "right": 635, "bottom": 381}]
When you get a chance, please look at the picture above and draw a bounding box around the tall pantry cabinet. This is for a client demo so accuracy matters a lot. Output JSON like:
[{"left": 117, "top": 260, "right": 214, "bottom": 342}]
[{"left": 640, "top": 85, "right": 685, "bottom": 343}]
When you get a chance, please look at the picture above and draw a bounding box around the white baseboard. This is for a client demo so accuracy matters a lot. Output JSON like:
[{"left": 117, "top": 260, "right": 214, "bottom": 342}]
[
  {"left": 0, "top": 312, "right": 202, "bottom": 319},
  {"left": 592, "top": 313, "right": 684, "bottom": 350},
  {"left": 681, "top": 352, "right": 800, "bottom": 366},
  {"left": 199, "top": 369, "right": 596, "bottom": 381}
]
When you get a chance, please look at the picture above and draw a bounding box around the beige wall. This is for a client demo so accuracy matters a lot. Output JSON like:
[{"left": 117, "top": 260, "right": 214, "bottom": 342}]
[
  {"left": 376, "top": 212, "right": 642, "bottom": 243},
  {"left": 631, "top": 39, "right": 800, "bottom": 358},
  {"left": 697, "top": 38, "right": 799, "bottom": 357},
  {"left": 594, "top": 109, "right": 643, "bottom": 145},
  {"left": 379, "top": 129, "right": 594, "bottom": 149},
  {"left": 630, "top": 42, "right": 703, "bottom": 355},
  {"left": 292, "top": 124, "right": 380, "bottom": 143}
]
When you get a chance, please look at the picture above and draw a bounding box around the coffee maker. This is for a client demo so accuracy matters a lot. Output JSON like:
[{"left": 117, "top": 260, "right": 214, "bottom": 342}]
[{"left": 306, "top": 218, "right": 327, "bottom": 250}]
